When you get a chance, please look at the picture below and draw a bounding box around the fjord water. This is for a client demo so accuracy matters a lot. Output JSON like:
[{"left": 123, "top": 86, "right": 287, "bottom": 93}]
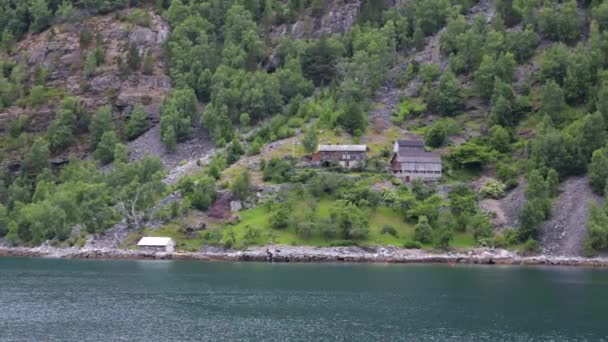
[{"left": 1, "top": 258, "right": 607, "bottom": 341}]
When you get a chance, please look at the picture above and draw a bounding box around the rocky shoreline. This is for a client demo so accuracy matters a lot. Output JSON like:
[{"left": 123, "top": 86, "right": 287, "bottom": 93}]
[{"left": 2, "top": 245, "right": 608, "bottom": 267}]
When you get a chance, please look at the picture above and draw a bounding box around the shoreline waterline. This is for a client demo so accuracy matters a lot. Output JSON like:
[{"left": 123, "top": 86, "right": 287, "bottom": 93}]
[{"left": 2, "top": 245, "right": 608, "bottom": 267}]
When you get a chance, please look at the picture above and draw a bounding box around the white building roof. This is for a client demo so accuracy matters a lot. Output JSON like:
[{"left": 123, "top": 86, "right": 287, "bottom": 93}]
[
  {"left": 318, "top": 144, "right": 367, "bottom": 152},
  {"left": 137, "top": 237, "right": 174, "bottom": 247}
]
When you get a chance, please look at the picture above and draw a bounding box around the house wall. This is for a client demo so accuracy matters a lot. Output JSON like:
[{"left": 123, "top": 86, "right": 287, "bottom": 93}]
[
  {"left": 319, "top": 151, "right": 366, "bottom": 168},
  {"left": 138, "top": 245, "right": 173, "bottom": 253},
  {"left": 392, "top": 161, "right": 442, "bottom": 182}
]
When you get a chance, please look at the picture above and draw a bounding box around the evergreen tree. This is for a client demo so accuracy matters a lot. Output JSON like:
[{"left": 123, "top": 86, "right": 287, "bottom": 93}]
[
  {"left": 425, "top": 121, "right": 447, "bottom": 148},
  {"left": 590, "top": 147, "right": 608, "bottom": 194},
  {"left": 191, "top": 176, "right": 216, "bottom": 210},
  {"left": 29, "top": 0, "right": 51, "bottom": 33},
  {"left": 23, "top": 138, "right": 49, "bottom": 177},
  {"left": 302, "top": 128, "right": 318, "bottom": 154},
  {"left": 414, "top": 216, "right": 433, "bottom": 244},
  {"left": 231, "top": 170, "right": 251, "bottom": 200},
  {"left": 488, "top": 125, "right": 510, "bottom": 153},
  {"left": 339, "top": 101, "right": 366, "bottom": 134},
  {"left": 89, "top": 106, "right": 114, "bottom": 150},
  {"left": 433, "top": 71, "right": 463, "bottom": 116},
  {"left": 114, "top": 143, "right": 129, "bottom": 164},
  {"left": 94, "top": 131, "right": 119, "bottom": 164},
  {"left": 540, "top": 80, "right": 566, "bottom": 123},
  {"left": 126, "top": 104, "right": 148, "bottom": 140}
]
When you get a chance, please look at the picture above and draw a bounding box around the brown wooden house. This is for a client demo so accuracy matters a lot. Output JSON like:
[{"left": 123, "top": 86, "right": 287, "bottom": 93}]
[{"left": 313, "top": 144, "right": 367, "bottom": 168}]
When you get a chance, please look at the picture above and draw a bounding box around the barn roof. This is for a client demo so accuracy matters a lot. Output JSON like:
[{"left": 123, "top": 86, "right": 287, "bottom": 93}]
[
  {"left": 318, "top": 144, "right": 367, "bottom": 152},
  {"left": 137, "top": 237, "right": 174, "bottom": 247},
  {"left": 394, "top": 148, "right": 442, "bottom": 164},
  {"left": 396, "top": 140, "right": 425, "bottom": 148}
]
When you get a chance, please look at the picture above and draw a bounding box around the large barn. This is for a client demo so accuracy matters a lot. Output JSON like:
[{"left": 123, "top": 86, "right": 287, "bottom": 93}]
[{"left": 391, "top": 140, "right": 442, "bottom": 182}]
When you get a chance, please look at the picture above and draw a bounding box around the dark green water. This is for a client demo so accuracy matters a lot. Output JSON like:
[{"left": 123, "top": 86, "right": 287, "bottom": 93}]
[{"left": 1, "top": 258, "right": 608, "bottom": 341}]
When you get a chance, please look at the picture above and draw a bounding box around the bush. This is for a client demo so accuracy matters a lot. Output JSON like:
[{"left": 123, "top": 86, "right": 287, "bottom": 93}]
[
  {"left": 262, "top": 158, "right": 294, "bottom": 183},
  {"left": 295, "top": 221, "right": 315, "bottom": 240},
  {"left": 425, "top": 121, "right": 447, "bottom": 148},
  {"left": 270, "top": 206, "right": 290, "bottom": 230},
  {"left": 403, "top": 240, "right": 422, "bottom": 249},
  {"left": 414, "top": 216, "right": 433, "bottom": 244},
  {"left": 520, "top": 238, "right": 540, "bottom": 255},
  {"left": 94, "top": 131, "right": 118, "bottom": 164},
  {"left": 191, "top": 176, "right": 216, "bottom": 210},
  {"left": 381, "top": 224, "right": 398, "bottom": 237},
  {"left": 479, "top": 180, "right": 507, "bottom": 199},
  {"left": 127, "top": 9, "right": 152, "bottom": 27},
  {"left": 202, "top": 229, "right": 223, "bottom": 245},
  {"left": 231, "top": 170, "right": 251, "bottom": 201},
  {"left": 126, "top": 104, "right": 148, "bottom": 140},
  {"left": 496, "top": 162, "right": 518, "bottom": 189},
  {"left": 247, "top": 138, "right": 263, "bottom": 156},
  {"left": 328, "top": 240, "right": 359, "bottom": 247}
]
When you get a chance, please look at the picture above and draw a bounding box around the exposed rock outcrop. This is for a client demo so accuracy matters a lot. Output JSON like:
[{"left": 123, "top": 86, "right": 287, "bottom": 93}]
[{"left": 0, "top": 10, "right": 171, "bottom": 136}]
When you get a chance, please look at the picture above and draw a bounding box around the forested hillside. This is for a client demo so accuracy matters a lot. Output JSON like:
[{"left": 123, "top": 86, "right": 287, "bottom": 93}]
[{"left": 2, "top": 0, "right": 608, "bottom": 257}]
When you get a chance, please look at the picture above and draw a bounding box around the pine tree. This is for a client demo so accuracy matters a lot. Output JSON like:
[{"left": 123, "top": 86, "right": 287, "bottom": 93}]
[
  {"left": 433, "top": 71, "right": 463, "bottom": 116},
  {"left": 302, "top": 128, "right": 318, "bottom": 154},
  {"left": 89, "top": 106, "right": 114, "bottom": 150},
  {"left": 126, "top": 104, "right": 148, "bottom": 140},
  {"left": 94, "top": 131, "right": 119, "bottom": 164},
  {"left": 29, "top": 0, "right": 51, "bottom": 33}
]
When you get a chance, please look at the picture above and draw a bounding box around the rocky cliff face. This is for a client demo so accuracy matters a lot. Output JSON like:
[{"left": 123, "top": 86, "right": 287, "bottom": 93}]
[
  {"left": 0, "top": 10, "right": 171, "bottom": 136},
  {"left": 268, "top": 0, "right": 362, "bottom": 49}
]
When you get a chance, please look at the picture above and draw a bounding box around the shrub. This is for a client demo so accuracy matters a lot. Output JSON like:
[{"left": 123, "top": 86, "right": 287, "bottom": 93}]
[
  {"left": 127, "top": 9, "right": 152, "bottom": 27},
  {"left": 414, "top": 216, "right": 433, "bottom": 244},
  {"left": 328, "top": 240, "right": 359, "bottom": 247},
  {"left": 479, "top": 180, "right": 507, "bottom": 199},
  {"left": 433, "top": 226, "right": 453, "bottom": 250},
  {"left": 425, "top": 121, "right": 447, "bottom": 148},
  {"left": 244, "top": 225, "right": 261, "bottom": 241},
  {"left": 231, "top": 170, "right": 251, "bottom": 201},
  {"left": 247, "top": 138, "right": 263, "bottom": 156},
  {"left": 380, "top": 225, "right": 399, "bottom": 237},
  {"left": 496, "top": 162, "right": 518, "bottom": 189},
  {"left": 191, "top": 176, "right": 216, "bottom": 210},
  {"left": 295, "top": 221, "right": 315, "bottom": 240},
  {"left": 262, "top": 158, "right": 294, "bottom": 183},
  {"left": 520, "top": 238, "right": 540, "bottom": 255},
  {"left": 403, "top": 240, "right": 422, "bottom": 249},
  {"left": 320, "top": 219, "right": 338, "bottom": 240},
  {"left": 270, "top": 206, "right": 290, "bottom": 230},
  {"left": 202, "top": 229, "right": 223, "bottom": 245},
  {"left": 94, "top": 131, "right": 118, "bottom": 164},
  {"left": 126, "top": 104, "right": 148, "bottom": 140}
]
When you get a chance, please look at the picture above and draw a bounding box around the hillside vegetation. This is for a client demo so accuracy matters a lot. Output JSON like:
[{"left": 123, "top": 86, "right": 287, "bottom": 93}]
[{"left": 2, "top": 0, "right": 608, "bottom": 257}]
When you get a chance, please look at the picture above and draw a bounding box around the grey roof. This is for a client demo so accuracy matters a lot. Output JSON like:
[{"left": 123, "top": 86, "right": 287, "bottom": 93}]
[
  {"left": 137, "top": 237, "right": 174, "bottom": 247},
  {"left": 397, "top": 140, "right": 425, "bottom": 148},
  {"left": 318, "top": 144, "right": 367, "bottom": 152}
]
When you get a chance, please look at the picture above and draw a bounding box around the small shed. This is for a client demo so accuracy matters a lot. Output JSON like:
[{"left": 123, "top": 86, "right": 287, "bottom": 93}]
[
  {"left": 313, "top": 144, "right": 367, "bottom": 168},
  {"left": 137, "top": 237, "right": 176, "bottom": 253}
]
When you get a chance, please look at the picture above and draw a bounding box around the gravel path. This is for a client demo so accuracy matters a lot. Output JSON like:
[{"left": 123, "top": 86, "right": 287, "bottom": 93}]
[
  {"left": 541, "top": 177, "right": 602, "bottom": 256},
  {"left": 127, "top": 124, "right": 215, "bottom": 172}
]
